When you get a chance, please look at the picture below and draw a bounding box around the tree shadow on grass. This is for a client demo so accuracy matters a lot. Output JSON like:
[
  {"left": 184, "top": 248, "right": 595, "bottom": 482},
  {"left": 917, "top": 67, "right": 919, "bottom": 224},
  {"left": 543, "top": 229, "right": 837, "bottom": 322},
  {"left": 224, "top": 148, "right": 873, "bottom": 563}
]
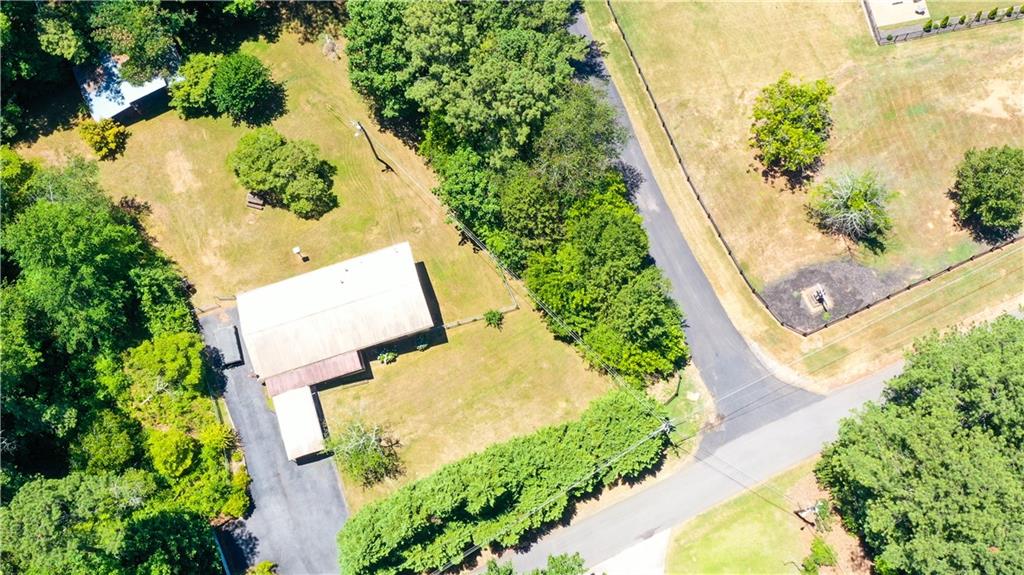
[
  {"left": 14, "top": 82, "right": 85, "bottom": 145},
  {"left": 946, "top": 187, "right": 1022, "bottom": 245}
]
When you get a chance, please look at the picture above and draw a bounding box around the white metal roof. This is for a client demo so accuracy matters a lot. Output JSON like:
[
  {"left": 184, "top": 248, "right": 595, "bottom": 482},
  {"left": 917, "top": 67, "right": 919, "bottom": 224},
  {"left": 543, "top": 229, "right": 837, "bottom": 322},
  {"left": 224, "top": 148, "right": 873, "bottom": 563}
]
[
  {"left": 271, "top": 386, "right": 325, "bottom": 460},
  {"left": 237, "top": 242, "right": 434, "bottom": 380},
  {"left": 74, "top": 54, "right": 169, "bottom": 121}
]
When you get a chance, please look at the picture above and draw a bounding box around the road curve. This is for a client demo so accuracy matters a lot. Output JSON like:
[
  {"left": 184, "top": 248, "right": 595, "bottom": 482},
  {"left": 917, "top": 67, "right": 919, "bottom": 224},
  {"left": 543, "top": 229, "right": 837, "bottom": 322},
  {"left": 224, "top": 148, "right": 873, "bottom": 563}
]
[{"left": 502, "top": 14, "right": 884, "bottom": 571}]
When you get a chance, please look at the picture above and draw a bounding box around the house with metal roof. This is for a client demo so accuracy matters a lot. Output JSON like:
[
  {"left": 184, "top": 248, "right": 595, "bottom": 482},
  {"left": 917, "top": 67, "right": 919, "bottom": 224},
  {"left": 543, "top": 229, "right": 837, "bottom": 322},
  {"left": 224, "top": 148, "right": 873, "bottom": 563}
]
[{"left": 237, "top": 242, "right": 435, "bottom": 460}]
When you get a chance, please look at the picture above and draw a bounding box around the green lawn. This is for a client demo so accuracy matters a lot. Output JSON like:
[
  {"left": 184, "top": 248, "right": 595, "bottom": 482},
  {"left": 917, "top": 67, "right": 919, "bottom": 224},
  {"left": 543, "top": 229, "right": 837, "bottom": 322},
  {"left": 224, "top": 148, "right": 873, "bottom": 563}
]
[
  {"left": 20, "top": 34, "right": 509, "bottom": 322},
  {"left": 609, "top": 2, "right": 1023, "bottom": 287},
  {"left": 318, "top": 299, "right": 611, "bottom": 511},
  {"left": 20, "top": 33, "right": 614, "bottom": 510},
  {"left": 666, "top": 462, "right": 812, "bottom": 574}
]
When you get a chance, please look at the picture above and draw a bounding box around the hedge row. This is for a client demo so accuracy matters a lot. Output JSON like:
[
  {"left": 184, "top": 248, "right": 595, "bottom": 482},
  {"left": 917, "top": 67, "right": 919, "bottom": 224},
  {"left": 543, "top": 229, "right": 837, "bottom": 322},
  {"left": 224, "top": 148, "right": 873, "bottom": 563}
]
[{"left": 337, "top": 391, "right": 667, "bottom": 575}]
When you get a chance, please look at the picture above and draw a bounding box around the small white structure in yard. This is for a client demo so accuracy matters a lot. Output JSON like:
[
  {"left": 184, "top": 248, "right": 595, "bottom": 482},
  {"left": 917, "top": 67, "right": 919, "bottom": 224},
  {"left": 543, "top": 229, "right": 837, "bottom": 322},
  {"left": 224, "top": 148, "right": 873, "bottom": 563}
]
[
  {"left": 74, "top": 54, "right": 174, "bottom": 122},
  {"left": 237, "top": 242, "right": 435, "bottom": 460}
]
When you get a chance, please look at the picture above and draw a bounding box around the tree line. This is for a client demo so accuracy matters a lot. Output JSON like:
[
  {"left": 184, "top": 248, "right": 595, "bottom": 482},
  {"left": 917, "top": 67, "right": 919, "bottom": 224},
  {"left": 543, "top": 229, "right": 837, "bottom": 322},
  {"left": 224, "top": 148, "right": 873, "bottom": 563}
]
[
  {"left": 337, "top": 391, "right": 667, "bottom": 575},
  {"left": 345, "top": 0, "right": 688, "bottom": 385},
  {"left": 817, "top": 315, "right": 1024, "bottom": 574},
  {"left": 0, "top": 149, "right": 248, "bottom": 573}
]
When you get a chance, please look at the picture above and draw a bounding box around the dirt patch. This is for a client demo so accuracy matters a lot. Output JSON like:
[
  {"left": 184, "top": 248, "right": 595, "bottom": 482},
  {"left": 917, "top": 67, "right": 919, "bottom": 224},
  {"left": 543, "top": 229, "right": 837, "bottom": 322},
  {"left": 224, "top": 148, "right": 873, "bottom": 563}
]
[
  {"left": 967, "top": 78, "right": 1024, "bottom": 119},
  {"left": 762, "top": 259, "right": 908, "bottom": 332},
  {"left": 164, "top": 149, "right": 200, "bottom": 195},
  {"left": 787, "top": 465, "right": 873, "bottom": 575}
]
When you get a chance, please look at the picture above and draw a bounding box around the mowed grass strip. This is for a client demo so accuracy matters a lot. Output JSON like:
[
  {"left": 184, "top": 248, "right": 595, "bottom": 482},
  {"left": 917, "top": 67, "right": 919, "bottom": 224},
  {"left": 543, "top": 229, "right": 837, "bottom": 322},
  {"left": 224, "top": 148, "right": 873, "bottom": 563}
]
[
  {"left": 665, "top": 462, "right": 810, "bottom": 574},
  {"left": 20, "top": 33, "right": 509, "bottom": 322},
  {"left": 584, "top": 1, "right": 1023, "bottom": 389},
  {"left": 610, "top": 1, "right": 1023, "bottom": 286},
  {"left": 317, "top": 298, "right": 611, "bottom": 512}
]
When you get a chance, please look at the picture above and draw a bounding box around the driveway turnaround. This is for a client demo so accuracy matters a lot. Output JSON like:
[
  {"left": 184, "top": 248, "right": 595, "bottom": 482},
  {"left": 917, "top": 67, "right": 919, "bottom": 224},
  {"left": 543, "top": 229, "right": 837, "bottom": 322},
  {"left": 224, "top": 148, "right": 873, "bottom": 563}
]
[{"left": 200, "top": 308, "right": 347, "bottom": 575}]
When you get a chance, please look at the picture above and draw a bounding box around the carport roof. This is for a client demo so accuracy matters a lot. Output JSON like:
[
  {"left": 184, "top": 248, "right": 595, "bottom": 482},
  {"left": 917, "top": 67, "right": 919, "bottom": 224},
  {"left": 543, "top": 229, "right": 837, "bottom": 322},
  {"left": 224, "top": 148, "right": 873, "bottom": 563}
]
[{"left": 237, "top": 242, "right": 434, "bottom": 384}]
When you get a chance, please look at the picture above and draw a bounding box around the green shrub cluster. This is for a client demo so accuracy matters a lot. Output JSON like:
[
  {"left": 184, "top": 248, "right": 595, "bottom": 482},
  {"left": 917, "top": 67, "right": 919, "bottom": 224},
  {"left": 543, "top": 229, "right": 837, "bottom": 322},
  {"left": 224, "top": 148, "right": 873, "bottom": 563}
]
[
  {"left": 170, "top": 51, "right": 282, "bottom": 125},
  {"left": 337, "top": 391, "right": 667, "bottom": 575},
  {"left": 78, "top": 118, "right": 130, "bottom": 160},
  {"left": 817, "top": 315, "right": 1024, "bottom": 574},
  {"left": 229, "top": 126, "right": 338, "bottom": 219},
  {"left": 0, "top": 150, "right": 248, "bottom": 573}
]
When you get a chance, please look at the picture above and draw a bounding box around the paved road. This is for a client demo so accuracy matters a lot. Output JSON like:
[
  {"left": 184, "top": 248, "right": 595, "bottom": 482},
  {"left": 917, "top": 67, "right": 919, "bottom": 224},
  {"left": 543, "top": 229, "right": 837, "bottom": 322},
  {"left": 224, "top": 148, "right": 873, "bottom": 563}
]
[
  {"left": 502, "top": 16, "right": 885, "bottom": 571},
  {"left": 510, "top": 363, "right": 900, "bottom": 572},
  {"left": 200, "top": 308, "right": 346, "bottom": 575},
  {"left": 570, "top": 18, "right": 819, "bottom": 451}
]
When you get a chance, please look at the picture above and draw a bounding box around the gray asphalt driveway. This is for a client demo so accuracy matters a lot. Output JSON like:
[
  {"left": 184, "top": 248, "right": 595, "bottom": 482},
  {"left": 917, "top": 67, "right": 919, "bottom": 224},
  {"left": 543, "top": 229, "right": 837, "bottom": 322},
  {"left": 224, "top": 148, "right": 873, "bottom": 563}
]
[{"left": 200, "top": 308, "right": 347, "bottom": 575}]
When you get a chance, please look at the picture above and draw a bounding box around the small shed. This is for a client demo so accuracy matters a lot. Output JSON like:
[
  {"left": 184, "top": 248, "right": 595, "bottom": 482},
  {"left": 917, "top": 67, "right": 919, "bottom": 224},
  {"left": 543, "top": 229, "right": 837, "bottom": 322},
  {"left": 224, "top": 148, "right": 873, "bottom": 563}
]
[{"left": 74, "top": 54, "right": 173, "bottom": 122}]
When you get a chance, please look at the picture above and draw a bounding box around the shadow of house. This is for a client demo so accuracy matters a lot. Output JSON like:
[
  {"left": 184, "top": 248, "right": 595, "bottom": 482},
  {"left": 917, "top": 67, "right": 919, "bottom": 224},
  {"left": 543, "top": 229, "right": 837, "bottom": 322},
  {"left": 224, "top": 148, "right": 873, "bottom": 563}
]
[{"left": 74, "top": 53, "right": 176, "bottom": 124}]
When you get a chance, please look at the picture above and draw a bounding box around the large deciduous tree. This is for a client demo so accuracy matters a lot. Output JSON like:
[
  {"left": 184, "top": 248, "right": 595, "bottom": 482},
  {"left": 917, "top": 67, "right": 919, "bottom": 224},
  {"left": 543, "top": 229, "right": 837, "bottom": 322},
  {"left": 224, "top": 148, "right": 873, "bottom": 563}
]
[
  {"left": 89, "top": 0, "right": 188, "bottom": 84},
  {"left": 817, "top": 315, "right": 1024, "bottom": 575},
  {"left": 952, "top": 145, "right": 1024, "bottom": 240},
  {"left": 211, "top": 52, "right": 281, "bottom": 125},
  {"left": 750, "top": 72, "right": 834, "bottom": 174},
  {"left": 228, "top": 127, "right": 337, "bottom": 219}
]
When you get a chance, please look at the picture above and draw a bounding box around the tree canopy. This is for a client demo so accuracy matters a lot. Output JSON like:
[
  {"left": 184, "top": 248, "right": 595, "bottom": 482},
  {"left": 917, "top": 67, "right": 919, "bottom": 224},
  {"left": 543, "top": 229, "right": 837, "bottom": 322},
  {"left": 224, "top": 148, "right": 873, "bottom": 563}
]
[
  {"left": 816, "top": 316, "right": 1024, "bottom": 575},
  {"left": 750, "top": 72, "right": 834, "bottom": 174},
  {"left": 228, "top": 127, "right": 338, "bottom": 219},
  {"left": 952, "top": 145, "right": 1024, "bottom": 240},
  {"left": 0, "top": 150, "right": 248, "bottom": 573}
]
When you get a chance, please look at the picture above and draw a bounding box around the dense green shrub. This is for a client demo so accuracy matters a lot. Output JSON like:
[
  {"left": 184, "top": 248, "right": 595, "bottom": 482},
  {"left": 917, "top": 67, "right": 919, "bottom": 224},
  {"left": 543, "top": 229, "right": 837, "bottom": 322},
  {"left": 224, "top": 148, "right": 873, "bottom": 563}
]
[
  {"left": 750, "top": 72, "right": 834, "bottom": 173},
  {"left": 78, "top": 118, "right": 130, "bottom": 160},
  {"left": 809, "top": 536, "right": 837, "bottom": 566},
  {"left": 959, "top": 14, "right": 967, "bottom": 24},
  {"left": 951, "top": 145, "right": 1024, "bottom": 238},
  {"left": 337, "top": 391, "right": 667, "bottom": 575},
  {"left": 817, "top": 315, "right": 1024, "bottom": 574},
  {"left": 484, "top": 553, "right": 585, "bottom": 575},
  {"left": 326, "top": 419, "right": 402, "bottom": 486},
  {"left": 940, "top": 15, "right": 950, "bottom": 27},
  {"left": 808, "top": 171, "right": 893, "bottom": 244},
  {"left": 923, "top": 18, "right": 934, "bottom": 31},
  {"left": 988, "top": 7, "right": 999, "bottom": 18},
  {"left": 484, "top": 309, "right": 504, "bottom": 329},
  {"left": 149, "top": 428, "right": 197, "bottom": 479},
  {"left": 229, "top": 127, "right": 338, "bottom": 219}
]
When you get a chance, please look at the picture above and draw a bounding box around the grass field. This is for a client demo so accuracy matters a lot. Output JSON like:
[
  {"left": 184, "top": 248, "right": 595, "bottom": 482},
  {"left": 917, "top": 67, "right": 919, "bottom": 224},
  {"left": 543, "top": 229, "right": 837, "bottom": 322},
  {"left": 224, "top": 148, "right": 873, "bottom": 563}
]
[
  {"left": 19, "top": 35, "right": 509, "bottom": 322},
  {"left": 608, "top": 1, "right": 1023, "bottom": 288},
  {"left": 19, "top": 33, "right": 615, "bottom": 510},
  {"left": 317, "top": 298, "right": 611, "bottom": 511},
  {"left": 666, "top": 460, "right": 868, "bottom": 574},
  {"left": 584, "top": 1, "right": 1024, "bottom": 390}
]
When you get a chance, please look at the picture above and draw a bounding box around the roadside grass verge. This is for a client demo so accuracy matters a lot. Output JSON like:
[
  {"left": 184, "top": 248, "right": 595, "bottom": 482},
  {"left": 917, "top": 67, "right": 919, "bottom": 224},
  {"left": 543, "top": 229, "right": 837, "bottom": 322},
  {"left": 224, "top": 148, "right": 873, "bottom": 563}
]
[{"left": 666, "top": 459, "right": 868, "bottom": 574}]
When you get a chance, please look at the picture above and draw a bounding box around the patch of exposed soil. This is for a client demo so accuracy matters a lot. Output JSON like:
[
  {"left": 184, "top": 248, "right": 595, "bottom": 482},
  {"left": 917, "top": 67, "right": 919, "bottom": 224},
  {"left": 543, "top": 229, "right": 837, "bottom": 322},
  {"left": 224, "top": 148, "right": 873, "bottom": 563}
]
[
  {"left": 786, "top": 465, "right": 873, "bottom": 575},
  {"left": 761, "top": 259, "right": 908, "bottom": 332}
]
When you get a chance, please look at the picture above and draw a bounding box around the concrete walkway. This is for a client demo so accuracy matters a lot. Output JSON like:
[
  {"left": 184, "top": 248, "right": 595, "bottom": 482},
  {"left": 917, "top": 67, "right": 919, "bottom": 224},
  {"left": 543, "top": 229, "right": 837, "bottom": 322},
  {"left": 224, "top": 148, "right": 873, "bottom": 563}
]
[{"left": 200, "top": 308, "right": 347, "bottom": 575}]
